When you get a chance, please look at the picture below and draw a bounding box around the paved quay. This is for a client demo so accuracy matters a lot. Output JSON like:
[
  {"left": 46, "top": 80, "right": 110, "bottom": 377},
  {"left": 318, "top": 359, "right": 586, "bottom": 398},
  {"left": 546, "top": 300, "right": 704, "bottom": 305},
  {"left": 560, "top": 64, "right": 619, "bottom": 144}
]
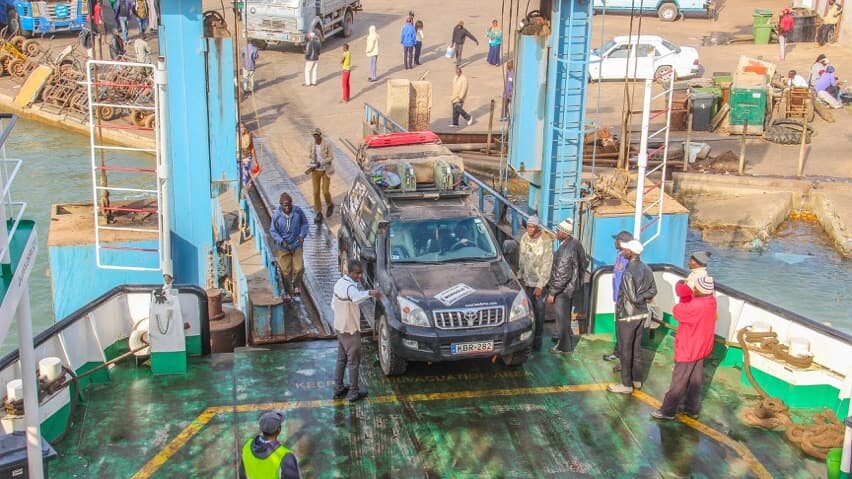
[{"left": 232, "top": 0, "right": 852, "bottom": 256}]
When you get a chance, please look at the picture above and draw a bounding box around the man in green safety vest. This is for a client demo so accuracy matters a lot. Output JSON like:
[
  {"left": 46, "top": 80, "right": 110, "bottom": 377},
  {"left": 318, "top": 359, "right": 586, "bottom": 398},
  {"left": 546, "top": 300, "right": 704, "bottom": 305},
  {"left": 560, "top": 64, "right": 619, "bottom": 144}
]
[{"left": 239, "top": 411, "right": 301, "bottom": 479}]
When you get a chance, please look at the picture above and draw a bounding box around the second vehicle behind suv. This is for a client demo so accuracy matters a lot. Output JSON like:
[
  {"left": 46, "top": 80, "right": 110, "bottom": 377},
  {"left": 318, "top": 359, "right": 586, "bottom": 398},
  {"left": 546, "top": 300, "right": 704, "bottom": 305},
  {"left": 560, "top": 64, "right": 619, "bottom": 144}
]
[{"left": 338, "top": 132, "right": 534, "bottom": 375}]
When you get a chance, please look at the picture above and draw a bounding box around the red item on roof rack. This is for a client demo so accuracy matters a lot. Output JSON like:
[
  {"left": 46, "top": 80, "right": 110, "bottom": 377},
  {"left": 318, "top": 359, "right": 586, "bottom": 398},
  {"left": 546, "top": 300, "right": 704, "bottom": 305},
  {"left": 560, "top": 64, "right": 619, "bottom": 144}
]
[{"left": 363, "top": 131, "right": 441, "bottom": 149}]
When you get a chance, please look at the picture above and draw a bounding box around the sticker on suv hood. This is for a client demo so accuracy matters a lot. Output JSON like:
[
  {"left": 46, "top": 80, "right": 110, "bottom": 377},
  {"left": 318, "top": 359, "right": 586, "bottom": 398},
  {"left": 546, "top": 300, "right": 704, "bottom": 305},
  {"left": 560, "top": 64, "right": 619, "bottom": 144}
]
[{"left": 435, "top": 283, "right": 476, "bottom": 306}]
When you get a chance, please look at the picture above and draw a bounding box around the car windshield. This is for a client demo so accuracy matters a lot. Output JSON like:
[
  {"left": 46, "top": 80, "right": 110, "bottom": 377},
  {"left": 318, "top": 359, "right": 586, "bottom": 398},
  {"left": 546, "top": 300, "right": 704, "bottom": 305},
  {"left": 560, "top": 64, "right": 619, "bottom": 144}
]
[
  {"left": 389, "top": 217, "right": 498, "bottom": 264},
  {"left": 593, "top": 39, "right": 617, "bottom": 56},
  {"left": 661, "top": 40, "right": 681, "bottom": 54}
]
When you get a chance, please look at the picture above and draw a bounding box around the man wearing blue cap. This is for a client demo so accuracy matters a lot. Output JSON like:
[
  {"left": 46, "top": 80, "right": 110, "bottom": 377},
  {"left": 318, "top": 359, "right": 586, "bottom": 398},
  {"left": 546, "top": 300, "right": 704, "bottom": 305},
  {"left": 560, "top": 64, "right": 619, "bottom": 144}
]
[{"left": 240, "top": 411, "right": 301, "bottom": 478}]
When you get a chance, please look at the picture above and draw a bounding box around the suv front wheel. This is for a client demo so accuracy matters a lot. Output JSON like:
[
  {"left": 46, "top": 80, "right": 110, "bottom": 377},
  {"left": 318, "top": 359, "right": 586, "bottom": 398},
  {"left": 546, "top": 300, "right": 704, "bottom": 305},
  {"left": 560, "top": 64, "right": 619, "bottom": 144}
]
[{"left": 378, "top": 314, "right": 408, "bottom": 376}]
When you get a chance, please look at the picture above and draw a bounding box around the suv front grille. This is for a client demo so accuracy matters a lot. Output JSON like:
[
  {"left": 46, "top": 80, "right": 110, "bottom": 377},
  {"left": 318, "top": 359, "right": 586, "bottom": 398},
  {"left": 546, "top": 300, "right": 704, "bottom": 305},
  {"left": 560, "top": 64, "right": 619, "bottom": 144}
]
[{"left": 433, "top": 306, "right": 505, "bottom": 330}]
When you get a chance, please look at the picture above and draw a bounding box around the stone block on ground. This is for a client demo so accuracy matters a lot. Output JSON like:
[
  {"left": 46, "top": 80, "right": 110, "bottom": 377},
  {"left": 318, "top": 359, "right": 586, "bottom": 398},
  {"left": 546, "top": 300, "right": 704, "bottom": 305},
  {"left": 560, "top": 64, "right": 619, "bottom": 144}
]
[
  {"left": 810, "top": 190, "right": 852, "bottom": 258},
  {"left": 682, "top": 191, "right": 792, "bottom": 244}
]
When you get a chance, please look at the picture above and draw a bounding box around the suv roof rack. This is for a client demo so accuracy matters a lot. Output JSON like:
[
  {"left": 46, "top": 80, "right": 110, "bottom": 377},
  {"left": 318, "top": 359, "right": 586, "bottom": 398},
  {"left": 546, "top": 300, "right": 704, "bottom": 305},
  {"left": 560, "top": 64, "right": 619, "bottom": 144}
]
[
  {"left": 363, "top": 131, "right": 441, "bottom": 149},
  {"left": 380, "top": 184, "right": 472, "bottom": 201}
]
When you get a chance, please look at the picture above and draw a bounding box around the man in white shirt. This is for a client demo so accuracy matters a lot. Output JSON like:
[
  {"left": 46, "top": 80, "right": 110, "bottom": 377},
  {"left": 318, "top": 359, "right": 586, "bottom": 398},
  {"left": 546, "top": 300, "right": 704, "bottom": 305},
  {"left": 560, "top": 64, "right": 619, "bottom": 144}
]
[
  {"left": 786, "top": 70, "right": 808, "bottom": 88},
  {"left": 332, "top": 261, "right": 381, "bottom": 402}
]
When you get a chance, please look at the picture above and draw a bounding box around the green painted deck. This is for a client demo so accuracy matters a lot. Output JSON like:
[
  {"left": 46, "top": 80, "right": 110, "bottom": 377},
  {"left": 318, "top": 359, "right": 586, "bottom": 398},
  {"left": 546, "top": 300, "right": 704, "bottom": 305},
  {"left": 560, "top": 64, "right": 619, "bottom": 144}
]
[{"left": 50, "top": 332, "right": 826, "bottom": 478}]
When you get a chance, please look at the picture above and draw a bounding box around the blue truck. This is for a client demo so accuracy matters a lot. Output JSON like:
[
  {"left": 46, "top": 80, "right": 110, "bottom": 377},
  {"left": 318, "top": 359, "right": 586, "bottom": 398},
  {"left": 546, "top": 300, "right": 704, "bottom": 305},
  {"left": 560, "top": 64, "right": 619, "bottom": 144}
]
[
  {"left": 593, "top": 0, "right": 713, "bottom": 22},
  {"left": 0, "top": 0, "right": 87, "bottom": 37}
]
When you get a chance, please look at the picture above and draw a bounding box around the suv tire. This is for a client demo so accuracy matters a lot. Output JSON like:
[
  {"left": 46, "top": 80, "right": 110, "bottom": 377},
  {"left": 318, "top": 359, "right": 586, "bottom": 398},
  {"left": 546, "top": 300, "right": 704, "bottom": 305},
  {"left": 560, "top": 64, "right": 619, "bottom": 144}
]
[
  {"left": 502, "top": 347, "right": 531, "bottom": 367},
  {"left": 378, "top": 314, "right": 407, "bottom": 376}
]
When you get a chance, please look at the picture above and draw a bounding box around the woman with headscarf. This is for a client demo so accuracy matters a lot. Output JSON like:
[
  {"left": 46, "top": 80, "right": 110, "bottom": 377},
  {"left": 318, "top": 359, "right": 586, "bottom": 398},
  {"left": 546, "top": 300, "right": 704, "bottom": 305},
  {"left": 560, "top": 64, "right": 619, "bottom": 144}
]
[
  {"left": 486, "top": 20, "right": 502, "bottom": 66},
  {"left": 808, "top": 54, "right": 828, "bottom": 87},
  {"left": 815, "top": 65, "right": 839, "bottom": 98},
  {"left": 365, "top": 25, "right": 380, "bottom": 82}
]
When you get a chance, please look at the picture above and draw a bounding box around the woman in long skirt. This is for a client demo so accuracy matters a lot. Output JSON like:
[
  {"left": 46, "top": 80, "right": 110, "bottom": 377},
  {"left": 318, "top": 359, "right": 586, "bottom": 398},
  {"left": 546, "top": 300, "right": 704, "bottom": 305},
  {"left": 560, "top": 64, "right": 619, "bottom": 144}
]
[{"left": 486, "top": 20, "right": 502, "bottom": 66}]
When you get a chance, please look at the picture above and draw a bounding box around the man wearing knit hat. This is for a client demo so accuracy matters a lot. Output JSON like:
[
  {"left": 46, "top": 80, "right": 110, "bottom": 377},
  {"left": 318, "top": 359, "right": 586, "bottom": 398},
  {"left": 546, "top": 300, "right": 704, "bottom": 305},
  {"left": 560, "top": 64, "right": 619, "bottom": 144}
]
[
  {"left": 546, "top": 218, "right": 587, "bottom": 354},
  {"left": 651, "top": 276, "right": 717, "bottom": 420},
  {"left": 240, "top": 411, "right": 301, "bottom": 478},
  {"left": 517, "top": 215, "right": 554, "bottom": 350},
  {"left": 608, "top": 239, "right": 657, "bottom": 394},
  {"left": 686, "top": 251, "right": 711, "bottom": 290}
]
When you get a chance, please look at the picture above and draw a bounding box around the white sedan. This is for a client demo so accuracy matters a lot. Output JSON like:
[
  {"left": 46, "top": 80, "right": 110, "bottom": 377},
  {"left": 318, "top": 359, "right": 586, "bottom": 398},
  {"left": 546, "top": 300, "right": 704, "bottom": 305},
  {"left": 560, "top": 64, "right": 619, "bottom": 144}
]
[{"left": 588, "top": 35, "right": 700, "bottom": 82}]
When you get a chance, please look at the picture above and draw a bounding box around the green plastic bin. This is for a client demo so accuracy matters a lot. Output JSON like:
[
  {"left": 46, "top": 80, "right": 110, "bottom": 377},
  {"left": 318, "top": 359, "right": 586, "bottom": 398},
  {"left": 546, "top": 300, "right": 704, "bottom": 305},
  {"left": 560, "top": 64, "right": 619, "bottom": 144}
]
[
  {"left": 753, "top": 24, "right": 773, "bottom": 44},
  {"left": 730, "top": 87, "right": 767, "bottom": 127},
  {"left": 753, "top": 9, "right": 773, "bottom": 25},
  {"left": 826, "top": 447, "right": 841, "bottom": 479}
]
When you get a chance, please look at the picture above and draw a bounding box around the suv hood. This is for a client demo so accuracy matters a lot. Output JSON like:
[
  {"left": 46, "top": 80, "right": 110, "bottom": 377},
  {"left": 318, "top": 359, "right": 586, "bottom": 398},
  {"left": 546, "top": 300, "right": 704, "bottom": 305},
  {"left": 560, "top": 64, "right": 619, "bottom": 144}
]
[{"left": 390, "top": 261, "right": 519, "bottom": 308}]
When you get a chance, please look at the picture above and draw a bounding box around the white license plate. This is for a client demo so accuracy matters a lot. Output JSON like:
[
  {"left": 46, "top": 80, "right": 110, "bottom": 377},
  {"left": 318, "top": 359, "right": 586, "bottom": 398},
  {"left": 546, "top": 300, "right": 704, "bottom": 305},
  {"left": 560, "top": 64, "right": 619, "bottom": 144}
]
[{"left": 450, "top": 341, "right": 494, "bottom": 355}]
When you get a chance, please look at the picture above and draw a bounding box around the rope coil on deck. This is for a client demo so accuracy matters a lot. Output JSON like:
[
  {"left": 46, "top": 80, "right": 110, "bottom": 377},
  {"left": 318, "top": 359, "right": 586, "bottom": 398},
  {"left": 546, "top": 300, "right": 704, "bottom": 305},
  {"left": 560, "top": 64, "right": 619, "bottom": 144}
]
[{"left": 737, "top": 326, "right": 844, "bottom": 460}]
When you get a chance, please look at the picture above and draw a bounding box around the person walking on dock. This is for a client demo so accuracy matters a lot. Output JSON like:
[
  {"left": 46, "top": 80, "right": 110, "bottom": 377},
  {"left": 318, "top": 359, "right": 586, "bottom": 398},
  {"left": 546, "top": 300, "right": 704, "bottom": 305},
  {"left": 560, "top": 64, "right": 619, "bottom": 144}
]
[
  {"left": 114, "top": 0, "right": 132, "bottom": 42},
  {"left": 685, "top": 251, "right": 710, "bottom": 290},
  {"left": 270, "top": 192, "right": 310, "bottom": 303},
  {"left": 239, "top": 411, "right": 301, "bottom": 479},
  {"left": 414, "top": 20, "right": 424, "bottom": 65},
  {"left": 450, "top": 20, "right": 478, "bottom": 65},
  {"left": 401, "top": 17, "right": 417, "bottom": 70},
  {"left": 241, "top": 41, "right": 259, "bottom": 95},
  {"left": 603, "top": 231, "right": 633, "bottom": 366},
  {"left": 306, "top": 128, "right": 334, "bottom": 224},
  {"left": 341, "top": 43, "right": 351, "bottom": 102},
  {"left": 608, "top": 240, "right": 657, "bottom": 394},
  {"left": 332, "top": 262, "right": 381, "bottom": 403},
  {"left": 449, "top": 66, "right": 473, "bottom": 127},
  {"left": 365, "top": 25, "right": 380, "bottom": 81},
  {"left": 777, "top": 8, "right": 793, "bottom": 62},
  {"left": 304, "top": 32, "right": 321, "bottom": 86},
  {"left": 486, "top": 20, "right": 503, "bottom": 66},
  {"left": 518, "top": 215, "right": 553, "bottom": 351},
  {"left": 651, "top": 277, "right": 717, "bottom": 420},
  {"left": 547, "top": 219, "right": 585, "bottom": 354}
]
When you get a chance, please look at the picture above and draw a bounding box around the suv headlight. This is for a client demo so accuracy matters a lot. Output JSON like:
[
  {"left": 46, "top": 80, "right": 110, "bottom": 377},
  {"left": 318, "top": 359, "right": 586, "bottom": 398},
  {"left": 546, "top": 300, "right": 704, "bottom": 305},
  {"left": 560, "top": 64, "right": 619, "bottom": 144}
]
[
  {"left": 509, "top": 291, "right": 530, "bottom": 322},
  {"left": 398, "top": 297, "right": 430, "bottom": 327}
]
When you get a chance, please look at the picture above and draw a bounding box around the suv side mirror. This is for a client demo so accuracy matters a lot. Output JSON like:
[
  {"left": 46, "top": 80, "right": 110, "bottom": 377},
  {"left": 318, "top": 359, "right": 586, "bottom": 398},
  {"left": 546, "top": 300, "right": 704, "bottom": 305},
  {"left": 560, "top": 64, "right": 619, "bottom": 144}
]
[
  {"left": 502, "top": 239, "right": 519, "bottom": 256},
  {"left": 377, "top": 220, "right": 390, "bottom": 234}
]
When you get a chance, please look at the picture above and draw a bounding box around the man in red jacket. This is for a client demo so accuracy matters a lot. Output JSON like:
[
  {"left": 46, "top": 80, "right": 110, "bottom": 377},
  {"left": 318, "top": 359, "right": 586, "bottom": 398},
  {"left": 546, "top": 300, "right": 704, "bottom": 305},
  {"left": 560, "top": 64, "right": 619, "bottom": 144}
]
[{"left": 651, "top": 276, "right": 717, "bottom": 420}]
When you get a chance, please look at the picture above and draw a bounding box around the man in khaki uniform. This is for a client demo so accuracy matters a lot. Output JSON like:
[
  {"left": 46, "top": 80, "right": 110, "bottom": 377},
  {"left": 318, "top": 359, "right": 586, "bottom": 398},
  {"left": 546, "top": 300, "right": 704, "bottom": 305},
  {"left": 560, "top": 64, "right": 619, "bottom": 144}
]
[
  {"left": 517, "top": 215, "right": 553, "bottom": 351},
  {"left": 306, "top": 128, "right": 334, "bottom": 224}
]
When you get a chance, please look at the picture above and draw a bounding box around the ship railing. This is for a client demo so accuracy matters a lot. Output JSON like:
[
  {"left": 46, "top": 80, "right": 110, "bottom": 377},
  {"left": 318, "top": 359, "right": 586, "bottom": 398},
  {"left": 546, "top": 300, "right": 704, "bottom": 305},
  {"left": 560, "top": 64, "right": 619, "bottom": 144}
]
[
  {"left": 0, "top": 114, "right": 25, "bottom": 270},
  {"left": 83, "top": 59, "right": 164, "bottom": 272}
]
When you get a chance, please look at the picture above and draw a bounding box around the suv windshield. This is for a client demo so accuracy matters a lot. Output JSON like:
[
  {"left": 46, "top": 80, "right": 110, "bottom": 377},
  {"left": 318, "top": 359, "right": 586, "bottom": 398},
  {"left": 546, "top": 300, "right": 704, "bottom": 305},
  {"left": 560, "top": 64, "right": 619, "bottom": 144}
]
[{"left": 389, "top": 217, "right": 498, "bottom": 263}]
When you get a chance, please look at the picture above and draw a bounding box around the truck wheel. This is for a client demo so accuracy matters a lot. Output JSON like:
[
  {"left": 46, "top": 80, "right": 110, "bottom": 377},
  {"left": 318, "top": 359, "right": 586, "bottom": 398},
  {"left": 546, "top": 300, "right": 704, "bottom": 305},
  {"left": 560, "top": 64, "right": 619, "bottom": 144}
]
[
  {"left": 342, "top": 10, "right": 354, "bottom": 38},
  {"left": 313, "top": 27, "right": 324, "bottom": 46},
  {"left": 657, "top": 3, "right": 679, "bottom": 22},
  {"left": 502, "top": 347, "right": 531, "bottom": 367},
  {"left": 378, "top": 314, "right": 407, "bottom": 376},
  {"left": 7, "top": 11, "right": 28, "bottom": 38}
]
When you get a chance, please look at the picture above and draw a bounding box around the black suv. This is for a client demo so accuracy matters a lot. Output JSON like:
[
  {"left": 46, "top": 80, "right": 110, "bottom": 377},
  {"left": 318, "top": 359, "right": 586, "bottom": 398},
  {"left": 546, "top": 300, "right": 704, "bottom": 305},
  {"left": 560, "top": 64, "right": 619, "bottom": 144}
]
[{"left": 337, "top": 133, "right": 533, "bottom": 375}]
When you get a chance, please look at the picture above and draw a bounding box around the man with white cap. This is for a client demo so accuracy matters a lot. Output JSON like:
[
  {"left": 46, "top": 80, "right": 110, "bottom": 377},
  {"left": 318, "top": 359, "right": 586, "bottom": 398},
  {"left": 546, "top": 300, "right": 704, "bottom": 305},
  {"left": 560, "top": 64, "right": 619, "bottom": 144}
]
[
  {"left": 239, "top": 411, "right": 301, "bottom": 478},
  {"left": 651, "top": 276, "right": 717, "bottom": 420},
  {"left": 608, "top": 239, "right": 657, "bottom": 394},
  {"left": 546, "top": 218, "right": 586, "bottom": 354},
  {"left": 685, "top": 250, "right": 711, "bottom": 290},
  {"left": 603, "top": 230, "right": 633, "bottom": 365},
  {"left": 517, "top": 215, "right": 553, "bottom": 350}
]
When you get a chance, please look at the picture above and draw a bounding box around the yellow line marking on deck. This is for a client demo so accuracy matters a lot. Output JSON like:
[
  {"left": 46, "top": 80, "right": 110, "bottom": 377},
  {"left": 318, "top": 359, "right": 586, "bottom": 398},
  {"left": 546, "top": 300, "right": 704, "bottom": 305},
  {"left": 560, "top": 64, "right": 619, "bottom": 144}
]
[
  {"left": 131, "top": 407, "right": 218, "bottom": 479},
  {"left": 133, "top": 383, "right": 771, "bottom": 479},
  {"left": 632, "top": 390, "right": 773, "bottom": 479}
]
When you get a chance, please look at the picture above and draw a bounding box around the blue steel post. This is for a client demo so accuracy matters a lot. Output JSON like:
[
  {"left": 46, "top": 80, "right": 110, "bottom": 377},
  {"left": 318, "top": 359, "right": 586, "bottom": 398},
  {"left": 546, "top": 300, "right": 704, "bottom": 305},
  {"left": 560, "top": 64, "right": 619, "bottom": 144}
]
[
  {"left": 207, "top": 38, "right": 238, "bottom": 187},
  {"left": 538, "top": 0, "right": 592, "bottom": 229},
  {"left": 160, "top": 0, "right": 213, "bottom": 287}
]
